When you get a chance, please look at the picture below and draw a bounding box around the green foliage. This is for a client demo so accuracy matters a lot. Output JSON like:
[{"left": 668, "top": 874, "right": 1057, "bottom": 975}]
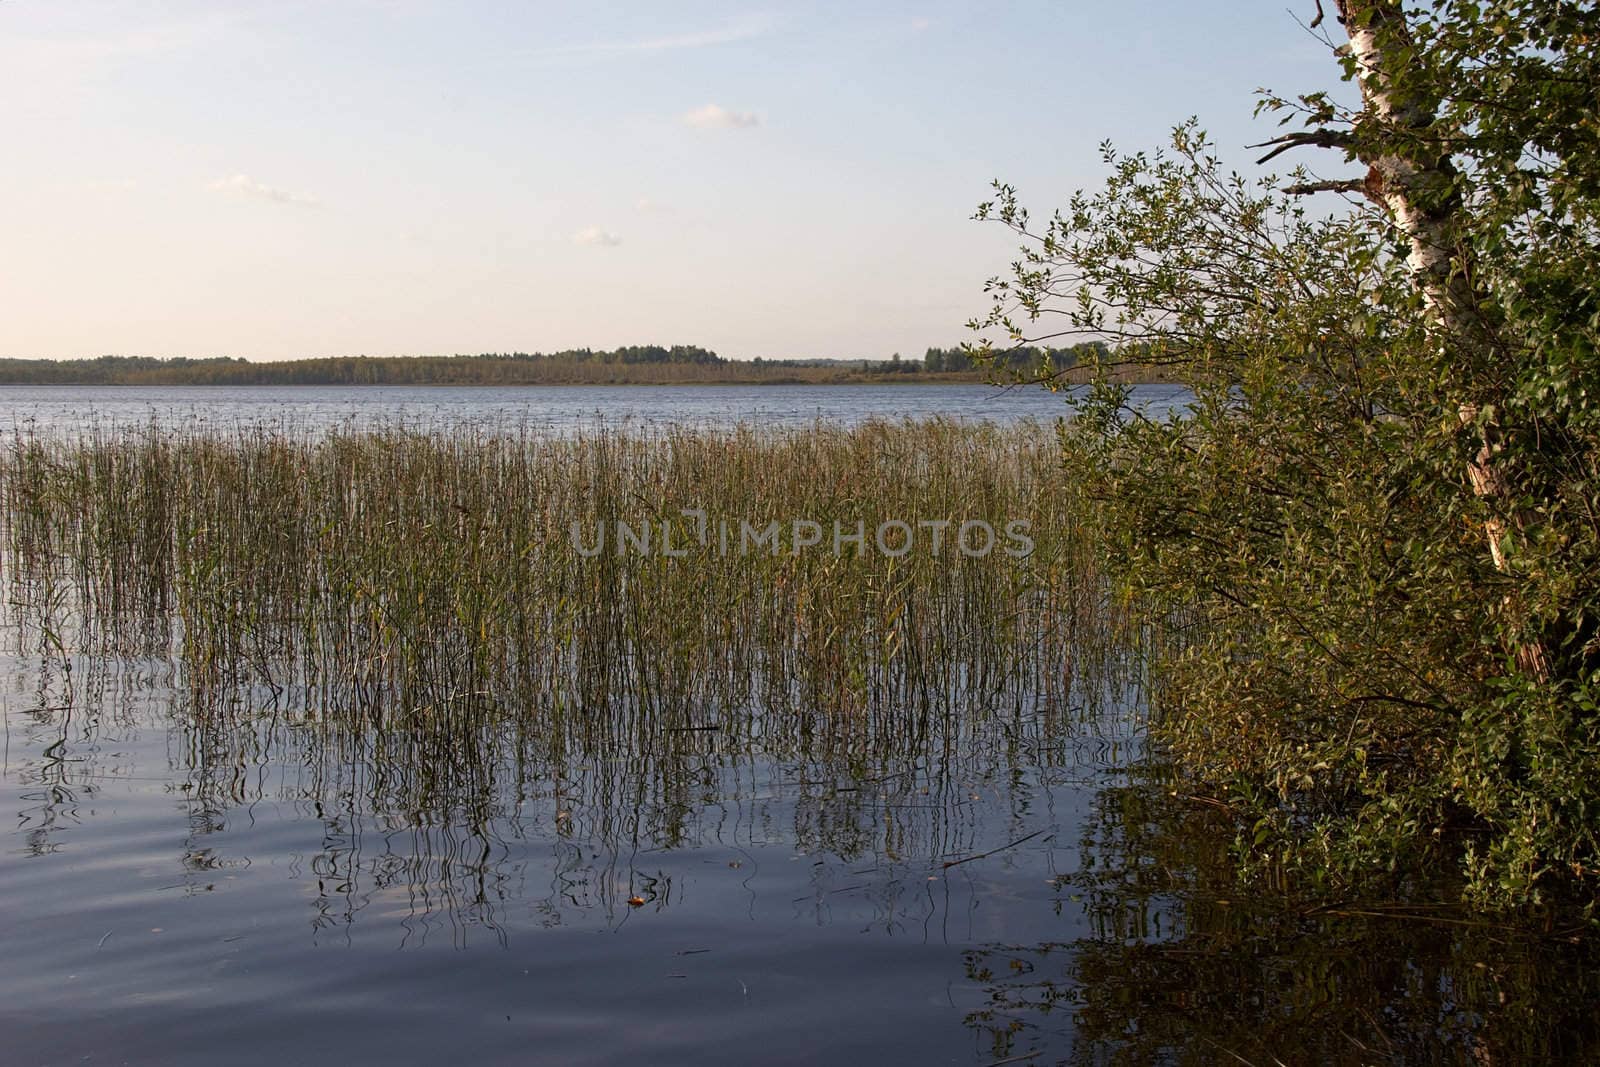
[
  {"left": 975, "top": 1, "right": 1600, "bottom": 907},
  {"left": 924, "top": 343, "right": 1102, "bottom": 377}
]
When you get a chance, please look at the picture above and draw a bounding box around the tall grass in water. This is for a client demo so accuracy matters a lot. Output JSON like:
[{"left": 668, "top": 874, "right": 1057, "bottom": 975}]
[
  {"left": 1, "top": 420, "right": 1128, "bottom": 735},
  {"left": 2, "top": 419, "right": 1146, "bottom": 922}
]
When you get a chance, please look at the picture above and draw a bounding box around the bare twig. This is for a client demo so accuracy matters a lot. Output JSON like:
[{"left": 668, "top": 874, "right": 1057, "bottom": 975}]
[
  {"left": 942, "top": 828, "right": 1051, "bottom": 869},
  {"left": 983, "top": 1053, "right": 1042, "bottom": 1067},
  {"left": 1249, "top": 128, "right": 1354, "bottom": 164}
]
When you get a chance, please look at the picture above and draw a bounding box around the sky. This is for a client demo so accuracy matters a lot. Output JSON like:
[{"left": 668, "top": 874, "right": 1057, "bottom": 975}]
[{"left": 0, "top": 1, "right": 1344, "bottom": 362}]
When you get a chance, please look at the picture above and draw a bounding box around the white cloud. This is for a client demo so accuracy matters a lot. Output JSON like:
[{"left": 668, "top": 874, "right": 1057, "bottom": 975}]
[
  {"left": 634, "top": 196, "right": 670, "bottom": 214},
  {"left": 910, "top": 17, "right": 932, "bottom": 31},
  {"left": 207, "top": 174, "right": 318, "bottom": 207},
  {"left": 681, "top": 103, "right": 760, "bottom": 130},
  {"left": 572, "top": 226, "right": 622, "bottom": 247}
]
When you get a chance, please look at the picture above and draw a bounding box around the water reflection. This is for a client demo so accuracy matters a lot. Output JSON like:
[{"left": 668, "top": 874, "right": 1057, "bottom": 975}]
[
  {"left": 5, "top": 638, "right": 1595, "bottom": 1064},
  {"left": 2, "top": 510, "right": 1595, "bottom": 1061},
  {"left": 8, "top": 640, "right": 1128, "bottom": 939},
  {"left": 964, "top": 776, "right": 1600, "bottom": 1065}
]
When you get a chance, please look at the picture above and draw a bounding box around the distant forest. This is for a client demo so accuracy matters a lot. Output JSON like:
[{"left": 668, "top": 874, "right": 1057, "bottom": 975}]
[{"left": 0, "top": 341, "right": 1169, "bottom": 386}]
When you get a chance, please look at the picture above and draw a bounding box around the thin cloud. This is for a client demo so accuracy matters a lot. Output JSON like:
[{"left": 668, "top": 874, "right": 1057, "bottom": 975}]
[
  {"left": 681, "top": 103, "right": 760, "bottom": 130},
  {"left": 535, "top": 14, "right": 771, "bottom": 61},
  {"left": 910, "top": 17, "right": 932, "bottom": 31},
  {"left": 634, "top": 197, "right": 671, "bottom": 214},
  {"left": 572, "top": 226, "right": 622, "bottom": 247},
  {"left": 207, "top": 174, "right": 318, "bottom": 207},
  {"left": 1, "top": 16, "right": 231, "bottom": 88}
]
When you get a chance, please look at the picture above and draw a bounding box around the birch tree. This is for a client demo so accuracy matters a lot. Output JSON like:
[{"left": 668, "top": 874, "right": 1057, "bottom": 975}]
[{"left": 974, "top": 0, "right": 1600, "bottom": 903}]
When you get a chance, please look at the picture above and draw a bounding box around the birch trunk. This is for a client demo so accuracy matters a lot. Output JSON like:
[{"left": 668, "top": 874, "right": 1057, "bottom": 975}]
[{"left": 1335, "top": 0, "right": 1550, "bottom": 679}]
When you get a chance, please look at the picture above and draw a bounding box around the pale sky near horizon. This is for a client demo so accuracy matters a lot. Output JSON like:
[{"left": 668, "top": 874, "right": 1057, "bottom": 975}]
[{"left": 1, "top": 2, "right": 1344, "bottom": 362}]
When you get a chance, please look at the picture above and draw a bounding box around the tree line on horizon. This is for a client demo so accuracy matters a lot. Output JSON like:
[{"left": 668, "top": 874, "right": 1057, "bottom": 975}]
[
  {"left": 0, "top": 346, "right": 723, "bottom": 386},
  {"left": 923, "top": 340, "right": 1108, "bottom": 374},
  {"left": 0, "top": 341, "right": 1137, "bottom": 387}
]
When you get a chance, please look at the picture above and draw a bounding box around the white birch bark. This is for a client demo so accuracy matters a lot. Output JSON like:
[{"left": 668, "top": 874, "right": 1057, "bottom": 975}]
[{"left": 1335, "top": 0, "right": 1549, "bottom": 678}]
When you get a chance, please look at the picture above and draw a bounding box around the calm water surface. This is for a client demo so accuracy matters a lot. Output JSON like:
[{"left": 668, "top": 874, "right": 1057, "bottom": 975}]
[
  {"left": 2, "top": 659, "right": 1137, "bottom": 1066},
  {"left": 1, "top": 388, "right": 1595, "bottom": 1066},
  {"left": 0, "top": 382, "right": 1190, "bottom": 435}
]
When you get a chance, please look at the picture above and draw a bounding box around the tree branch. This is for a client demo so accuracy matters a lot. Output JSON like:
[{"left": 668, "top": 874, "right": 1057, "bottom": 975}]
[
  {"left": 1284, "top": 177, "right": 1366, "bottom": 195},
  {"left": 1249, "top": 128, "right": 1354, "bottom": 164}
]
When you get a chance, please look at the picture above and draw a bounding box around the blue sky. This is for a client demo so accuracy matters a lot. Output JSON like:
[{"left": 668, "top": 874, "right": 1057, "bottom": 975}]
[{"left": 1, "top": 1, "right": 1343, "bottom": 361}]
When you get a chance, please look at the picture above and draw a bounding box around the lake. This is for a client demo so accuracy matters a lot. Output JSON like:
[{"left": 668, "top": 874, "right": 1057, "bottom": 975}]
[
  {"left": 0, "top": 382, "right": 1191, "bottom": 435},
  {"left": 1, "top": 388, "right": 1594, "bottom": 1066}
]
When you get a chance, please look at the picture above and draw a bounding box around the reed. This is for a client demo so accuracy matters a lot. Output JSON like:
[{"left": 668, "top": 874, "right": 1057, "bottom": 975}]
[
  {"left": 1, "top": 418, "right": 1154, "bottom": 934},
  {"left": 0, "top": 419, "right": 1131, "bottom": 736}
]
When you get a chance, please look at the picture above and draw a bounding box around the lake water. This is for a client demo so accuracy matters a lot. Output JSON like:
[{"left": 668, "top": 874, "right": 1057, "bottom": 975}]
[
  {"left": 1, "top": 652, "right": 1144, "bottom": 1066},
  {"left": 1, "top": 387, "right": 1595, "bottom": 1066},
  {"left": 0, "top": 382, "right": 1191, "bottom": 435}
]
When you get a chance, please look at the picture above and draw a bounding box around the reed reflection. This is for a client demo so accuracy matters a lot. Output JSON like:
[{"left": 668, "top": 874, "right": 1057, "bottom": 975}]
[{"left": 5, "top": 653, "right": 1132, "bottom": 946}]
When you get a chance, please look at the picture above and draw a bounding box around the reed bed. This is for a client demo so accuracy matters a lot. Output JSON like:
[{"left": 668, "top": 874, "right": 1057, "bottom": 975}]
[
  {"left": 3, "top": 419, "right": 1150, "bottom": 923},
  {"left": 1, "top": 419, "right": 1132, "bottom": 738}
]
